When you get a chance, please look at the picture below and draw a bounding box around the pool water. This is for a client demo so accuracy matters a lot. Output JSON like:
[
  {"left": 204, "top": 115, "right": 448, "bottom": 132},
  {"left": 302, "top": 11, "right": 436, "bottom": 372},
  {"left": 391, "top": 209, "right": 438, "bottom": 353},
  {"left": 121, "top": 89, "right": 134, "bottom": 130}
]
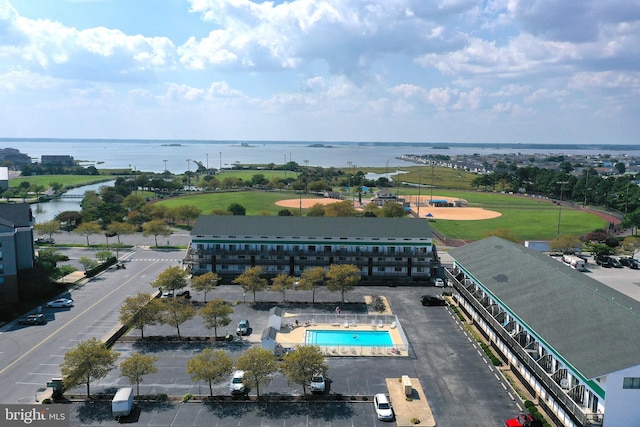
[{"left": 305, "top": 330, "right": 393, "bottom": 347}]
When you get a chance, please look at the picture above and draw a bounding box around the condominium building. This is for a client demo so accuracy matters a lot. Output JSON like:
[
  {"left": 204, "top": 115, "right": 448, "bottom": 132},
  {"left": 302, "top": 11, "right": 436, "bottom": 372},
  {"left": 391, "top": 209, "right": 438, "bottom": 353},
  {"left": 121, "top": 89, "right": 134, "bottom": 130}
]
[
  {"left": 185, "top": 216, "right": 439, "bottom": 283},
  {"left": 0, "top": 204, "right": 35, "bottom": 304},
  {"left": 446, "top": 237, "right": 640, "bottom": 427}
]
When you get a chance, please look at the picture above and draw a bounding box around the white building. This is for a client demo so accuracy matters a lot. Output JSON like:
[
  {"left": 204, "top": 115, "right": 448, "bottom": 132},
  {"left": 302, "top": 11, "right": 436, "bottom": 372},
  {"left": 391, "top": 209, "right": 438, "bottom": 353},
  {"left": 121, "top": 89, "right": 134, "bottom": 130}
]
[{"left": 447, "top": 237, "right": 640, "bottom": 427}]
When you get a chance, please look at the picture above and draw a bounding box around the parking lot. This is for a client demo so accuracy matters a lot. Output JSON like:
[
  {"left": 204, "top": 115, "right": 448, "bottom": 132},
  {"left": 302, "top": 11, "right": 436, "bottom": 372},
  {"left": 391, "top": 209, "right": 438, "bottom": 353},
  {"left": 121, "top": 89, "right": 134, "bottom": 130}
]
[{"left": 64, "top": 284, "right": 520, "bottom": 426}]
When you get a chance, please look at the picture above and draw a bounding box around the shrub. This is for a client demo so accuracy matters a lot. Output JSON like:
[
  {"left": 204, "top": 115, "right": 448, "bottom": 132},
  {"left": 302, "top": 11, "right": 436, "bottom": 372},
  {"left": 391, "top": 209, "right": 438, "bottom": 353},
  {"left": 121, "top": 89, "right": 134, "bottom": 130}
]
[
  {"left": 410, "top": 417, "right": 420, "bottom": 424},
  {"left": 41, "top": 398, "right": 52, "bottom": 404},
  {"left": 183, "top": 393, "right": 192, "bottom": 402},
  {"left": 157, "top": 393, "right": 168, "bottom": 402},
  {"left": 362, "top": 396, "right": 368, "bottom": 401},
  {"left": 524, "top": 400, "right": 535, "bottom": 408}
]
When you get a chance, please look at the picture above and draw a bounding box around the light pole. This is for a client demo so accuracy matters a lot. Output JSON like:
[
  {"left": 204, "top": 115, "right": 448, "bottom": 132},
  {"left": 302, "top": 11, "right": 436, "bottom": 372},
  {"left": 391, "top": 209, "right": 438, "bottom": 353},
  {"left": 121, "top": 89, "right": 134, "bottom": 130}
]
[
  {"left": 219, "top": 152, "right": 222, "bottom": 171},
  {"left": 430, "top": 161, "right": 434, "bottom": 204},
  {"left": 163, "top": 159, "right": 167, "bottom": 172},
  {"left": 556, "top": 181, "right": 568, "bottom": 237},
  {"left": 417, "top": 170, "right": 421, "bottom": 218},
  {"left": 347, "top": 161, "right": 352, "bottom": 202},
  {"left": 187, "top": 159, "right": 191, "bottom": 191},
  {"left": 206, "top": 153, "right": 209, "bottom": 170}
]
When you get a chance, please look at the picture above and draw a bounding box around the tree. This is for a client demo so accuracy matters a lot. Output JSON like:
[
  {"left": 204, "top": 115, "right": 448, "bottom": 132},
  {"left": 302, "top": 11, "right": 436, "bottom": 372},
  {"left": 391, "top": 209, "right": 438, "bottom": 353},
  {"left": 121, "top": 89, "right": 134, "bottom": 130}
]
[
  {"left": 34, "top": 220, "right": 60, "bottom": 240},
  {"left": 186, "top": 348, "right": 233, "bottom": 398},
  {"left": 142, "top": 219, "right": 172, "bottom": 247},
  {"left": 150, "top": 266, "right": 189, "bottom": 294},
  {"left": 298, "top": 267, "right": 325, "bottom": 303},
  {"left": 78, "top": 256, "right": 98, "bottom": 272},
  {"left": 380, "top": 202, "right": 407, "bottom": 217},
  {"left": 199, "top": 298, "right": 234, "bottom": 338},
  {"left": 119, "top": 293, "right": 162, "bottom": 338},
  {"left": 95, "top": 250, "right": 113, "bottom": 263},
  {"left": 60, "top": 338, "right": 120, "bottom": 398},
  {"left": 159, "top": 298, "right": 196, "bottom": 338},
  {"left": 235, "top": 347, "right": 277, "bottom": 398},
  {"left": 279, "top": 345, "right": 327, "bottom": 395},
  {"left": 120, "top": 352, "right": 159, "bottom": 397},
  {"left": 270, "top": 272, "right": 296, "bottom": 302},
  {"left": 107, "top": 222, "right": 137, "bottom": 244},
  {"left": 623, "top": 208, "right": 640, "bottom": 234},
  {"left": 549, "top": 235, "right": 582, "bottom": 254},
  {"left": 326, "top": 264, "right": 361, "bottom": 304},
  {"left": 232, "top": 266, "right": 268, "bottom": 303},
  {"left": 306, "top": 203, "right": 326, "bottom": 217},
  {"left": 74, "top": 221, "right": 103, "bottom": 246},
  {"left": 585, "top": 242, "right": 613, "bottom": 257},
  {"left": 621, "top": 236, "right": 640, "bottom": 257},
  {"left": 324, "top": 200, "right": 357, "bottom": 217},
  {"left": 174, "top": 205, "right": 202, "bottom": 226},
  {"left": 227, "top": 202, "right": 246, "bottom": 215},
  {"left": 191, "top": 272, "right": 220, "bottom": 302}
]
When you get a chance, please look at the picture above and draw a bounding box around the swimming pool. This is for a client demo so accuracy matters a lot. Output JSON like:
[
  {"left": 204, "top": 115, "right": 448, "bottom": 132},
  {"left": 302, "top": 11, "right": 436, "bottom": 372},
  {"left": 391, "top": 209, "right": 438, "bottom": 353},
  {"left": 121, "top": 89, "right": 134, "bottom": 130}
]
[{"left": 305, "top": 330, "right": 393, "bottom": 347}]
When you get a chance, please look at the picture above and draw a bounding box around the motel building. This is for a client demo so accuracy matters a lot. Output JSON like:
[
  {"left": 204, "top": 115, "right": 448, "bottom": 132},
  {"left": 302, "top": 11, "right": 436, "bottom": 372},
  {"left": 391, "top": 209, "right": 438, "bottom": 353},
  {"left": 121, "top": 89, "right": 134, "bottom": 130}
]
[
  {"left": 184, "top": 216, "right": 440, "bottom": 283},
  {"left": 446, "top": 237, "right": 640, "bottom": 427}
]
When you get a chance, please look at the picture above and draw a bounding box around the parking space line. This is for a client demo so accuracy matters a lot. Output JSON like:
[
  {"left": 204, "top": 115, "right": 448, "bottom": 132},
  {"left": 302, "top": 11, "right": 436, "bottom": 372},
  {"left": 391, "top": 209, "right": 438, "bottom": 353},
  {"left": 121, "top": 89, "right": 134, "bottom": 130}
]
[{"left": 494, "top": 373, "right": 501, "bottom": 381}]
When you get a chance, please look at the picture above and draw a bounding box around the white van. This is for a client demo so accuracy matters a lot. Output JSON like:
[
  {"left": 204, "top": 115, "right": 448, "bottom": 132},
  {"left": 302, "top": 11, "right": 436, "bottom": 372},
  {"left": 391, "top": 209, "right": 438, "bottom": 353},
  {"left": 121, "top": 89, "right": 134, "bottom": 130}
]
[
  {"left": 373, "top": 393, "right": 394, "bottom": 421},
  {"left": 230, "top": 370, "right": 246, "bottom": 395}
]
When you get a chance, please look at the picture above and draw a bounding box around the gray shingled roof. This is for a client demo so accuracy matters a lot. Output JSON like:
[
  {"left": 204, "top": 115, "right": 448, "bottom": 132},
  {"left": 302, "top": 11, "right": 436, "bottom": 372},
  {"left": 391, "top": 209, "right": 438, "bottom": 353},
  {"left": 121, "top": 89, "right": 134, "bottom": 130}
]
[
  {"left": 449, "top": 236, "right": 640, "bottom": 379},
  {"left": 191, "top": 216, "right": 433, "bottom": 239},
  {"left": 0, "top": 203, "right": 33, "bottom": 227}
]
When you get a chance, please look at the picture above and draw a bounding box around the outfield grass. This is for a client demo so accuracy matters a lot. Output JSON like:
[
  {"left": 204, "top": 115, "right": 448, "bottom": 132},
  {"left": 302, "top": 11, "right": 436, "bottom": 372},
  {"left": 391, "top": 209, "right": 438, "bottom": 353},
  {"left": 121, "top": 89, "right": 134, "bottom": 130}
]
[
  {"left": 156, "top": 190, "right": 321, "bottom": 216},
  {"left": 424, "top": 190, "right": 607, "bottom": 241},
  {"left": 216, "top": 170, "right": 299, "bottom": 181}
]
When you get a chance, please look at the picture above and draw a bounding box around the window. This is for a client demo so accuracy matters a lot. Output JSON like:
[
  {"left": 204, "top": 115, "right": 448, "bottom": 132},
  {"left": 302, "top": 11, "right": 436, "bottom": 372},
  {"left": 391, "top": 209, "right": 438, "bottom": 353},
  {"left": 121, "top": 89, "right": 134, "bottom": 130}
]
[
  {"left": 394, "top": 267, "right": 402, "bottom": 272},
  {"left": 623, "top": 378, "right": 640, "bottom": 389},
  {"left": 308, "top": 245, "right": 316, "bottom": 252},
  {"left": 324, "top": 246, "right": 331, "bottom": 253},
  {"left": 379, "top": 267, "right": 386, "bottom": 272}
]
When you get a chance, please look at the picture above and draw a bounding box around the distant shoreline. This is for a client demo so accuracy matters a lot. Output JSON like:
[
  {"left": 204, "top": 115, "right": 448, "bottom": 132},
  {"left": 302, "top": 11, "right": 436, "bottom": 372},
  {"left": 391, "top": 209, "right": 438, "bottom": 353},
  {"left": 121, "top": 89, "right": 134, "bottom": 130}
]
[{"left": 0, "top": 137, "right": 638, "bottom": 151}]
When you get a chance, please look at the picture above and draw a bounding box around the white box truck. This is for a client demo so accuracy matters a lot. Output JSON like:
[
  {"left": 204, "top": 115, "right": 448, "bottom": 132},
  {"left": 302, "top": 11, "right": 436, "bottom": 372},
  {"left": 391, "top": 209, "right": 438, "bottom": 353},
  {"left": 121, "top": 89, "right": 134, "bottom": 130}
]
[
  {"left": 562, "top": 255, "right": 586, "bottom": 271},
  {"left": 112, "top": 387, "right": 134, "bottom": 418}
]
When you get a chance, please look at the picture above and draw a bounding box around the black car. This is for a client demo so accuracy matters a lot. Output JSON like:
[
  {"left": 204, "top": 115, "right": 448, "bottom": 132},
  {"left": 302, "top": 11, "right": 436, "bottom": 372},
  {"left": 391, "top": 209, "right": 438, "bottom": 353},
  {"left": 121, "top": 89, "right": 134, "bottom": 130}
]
[
  {"left": 421, "top": 295, "right": 447, "bottom": 306},
  {"left": 18, "top": 314, "right": 47, "bottom": 325},
  {"left": 619, "top": 257, "right": 639, "bottom": 269},
  {"left": 595, "top": 255, "right": 612, "bottom": 267},
  {"left": 609, "top": 257, "right": 623, "bottom": 268}
]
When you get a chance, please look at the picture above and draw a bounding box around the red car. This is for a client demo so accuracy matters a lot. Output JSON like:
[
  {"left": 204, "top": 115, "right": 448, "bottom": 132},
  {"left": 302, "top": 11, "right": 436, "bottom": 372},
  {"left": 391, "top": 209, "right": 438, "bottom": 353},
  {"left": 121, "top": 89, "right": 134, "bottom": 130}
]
[{"left": 505, "top": 413, "right": 542, "bottom": 427}]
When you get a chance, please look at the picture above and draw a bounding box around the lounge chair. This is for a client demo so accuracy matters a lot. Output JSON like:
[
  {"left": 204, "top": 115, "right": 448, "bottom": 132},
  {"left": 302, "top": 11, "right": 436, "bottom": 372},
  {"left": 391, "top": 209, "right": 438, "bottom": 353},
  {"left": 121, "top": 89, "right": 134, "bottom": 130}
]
[
  {"left": 390, "top": 321, "right": 396, "bottom": 329},
  {"left": 344, "top": 321, "right": 349, "bottom": 328}
]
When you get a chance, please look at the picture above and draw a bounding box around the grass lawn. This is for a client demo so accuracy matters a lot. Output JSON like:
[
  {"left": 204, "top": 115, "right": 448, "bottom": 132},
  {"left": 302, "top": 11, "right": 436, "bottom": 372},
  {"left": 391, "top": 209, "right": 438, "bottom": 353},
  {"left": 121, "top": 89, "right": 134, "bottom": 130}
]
[
  {"left": 10, "top": 175, "right": 114, "bottom": 189},
  {"left": 425, "top": 190, "right": 607, "bottom": 241},
  {"left": 155, "top": 190, "right": 320, "bottom": 216},
  {"left": 216, "top": 170, "right": 299, "bottom": 181}
]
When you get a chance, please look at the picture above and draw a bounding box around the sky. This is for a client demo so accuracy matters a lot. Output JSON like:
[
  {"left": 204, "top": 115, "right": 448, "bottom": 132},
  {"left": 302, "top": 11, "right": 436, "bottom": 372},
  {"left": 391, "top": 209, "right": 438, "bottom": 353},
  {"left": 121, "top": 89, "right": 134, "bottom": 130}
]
[{"left": 0, "top": 0, "right": 639, "bottom": 144}]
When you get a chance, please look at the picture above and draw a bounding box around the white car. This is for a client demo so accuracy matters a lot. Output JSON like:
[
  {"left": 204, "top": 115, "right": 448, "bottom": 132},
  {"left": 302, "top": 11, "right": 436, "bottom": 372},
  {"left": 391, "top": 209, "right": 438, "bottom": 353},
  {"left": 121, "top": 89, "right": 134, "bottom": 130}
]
[
  {"left": 373, "top": 393, "right": 394, "bottom": 421},
  {"left": 434, "top": 278, "right": 445, "bottom": 287},
  {"left": 230, "top": 370, "right": 246, "bottom": 395},
  {"left": 310, "top": 374, "right": 325, "bottom": 394},
  {"left": 46, "top": 298, "right": 74, "bottom": 308}
]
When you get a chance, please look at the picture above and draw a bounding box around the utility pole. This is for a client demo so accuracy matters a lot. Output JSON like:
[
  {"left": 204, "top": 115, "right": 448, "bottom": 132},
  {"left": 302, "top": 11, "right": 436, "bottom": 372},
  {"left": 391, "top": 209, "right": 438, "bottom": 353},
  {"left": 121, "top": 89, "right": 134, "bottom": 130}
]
[
  {"left": 556, "top": 181, "right": 568, "bottom": 237},
  {"left": 417, "top": 170, "right": 421, "bottom": 218}
]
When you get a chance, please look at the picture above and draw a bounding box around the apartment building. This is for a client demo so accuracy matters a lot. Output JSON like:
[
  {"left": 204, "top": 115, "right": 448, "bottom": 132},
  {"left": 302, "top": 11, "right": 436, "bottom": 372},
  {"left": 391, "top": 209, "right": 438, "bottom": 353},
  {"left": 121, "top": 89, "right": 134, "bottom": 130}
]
[{"left": 0, "top": 204, "right": 35, "bottom": 304}]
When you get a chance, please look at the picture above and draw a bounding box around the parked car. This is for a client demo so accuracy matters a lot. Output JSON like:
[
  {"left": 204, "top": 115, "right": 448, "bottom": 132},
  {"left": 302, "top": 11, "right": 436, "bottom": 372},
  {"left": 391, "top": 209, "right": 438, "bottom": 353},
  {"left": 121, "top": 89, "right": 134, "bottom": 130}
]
[
  {"left": 421, "top": 295, "right": 447, "bottom": 306},
  {"left": 595, "top": 255, "right": 612, "bottom": 267},
  {"left": 310, "top": 373, "right": 326, "bottom": 394},
  {"left": 434, "top": 278, "right": 445, "bottom": 287},
  {"left": 18, "top": 314, "right": 47, "bottom": 325},
  {"left": 609, "top": 257, "right": 623, "bottom": 268},
  {"left": 161, "top": 290, "right": 191, "bottom": 299},
  {"left": 504, "top": 413, "right": 542, "bottom": 427},
  {"left": 34, "top": 237, "right": 55, "bottom": 244},
  {"left": 619, "top": 257, "right": 640, "bottom": 269},
  {"left": 46, "top": 298, "right": 74, "bottom": 308},
  {"left": 236, "top": 319, "right": 250, "bottom": 336},
  {"left": 373, "top": 393, "right": 394, "bottom": 421},
  {"left": 230, "top": 370, "right": 246, "bottom": 395}
]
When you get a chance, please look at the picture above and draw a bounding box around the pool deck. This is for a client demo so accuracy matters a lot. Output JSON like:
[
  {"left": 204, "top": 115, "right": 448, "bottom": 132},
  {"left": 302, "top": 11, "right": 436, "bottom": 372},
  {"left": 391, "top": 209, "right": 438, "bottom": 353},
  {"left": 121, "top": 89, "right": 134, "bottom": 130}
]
[{"left": 275, "top": 321, "right": 407, "bottom": 357}]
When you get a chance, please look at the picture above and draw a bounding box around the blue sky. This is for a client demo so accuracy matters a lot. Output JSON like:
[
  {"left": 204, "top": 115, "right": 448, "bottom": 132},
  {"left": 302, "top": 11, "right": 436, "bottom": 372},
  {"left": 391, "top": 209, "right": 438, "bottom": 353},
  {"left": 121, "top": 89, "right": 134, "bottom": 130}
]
[{"left": 1, "top": 0, "right": 639, "bottom": 143}]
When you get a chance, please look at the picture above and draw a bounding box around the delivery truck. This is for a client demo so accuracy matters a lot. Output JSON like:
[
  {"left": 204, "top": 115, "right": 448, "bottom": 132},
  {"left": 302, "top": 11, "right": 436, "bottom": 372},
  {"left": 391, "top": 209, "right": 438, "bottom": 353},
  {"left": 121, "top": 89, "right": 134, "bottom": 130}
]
[
  {"left": 112, "top": 387, "right": 134, "bottom": 418},
  {"left": 562, "top": 255, "right": 587, "bottom": 271}
]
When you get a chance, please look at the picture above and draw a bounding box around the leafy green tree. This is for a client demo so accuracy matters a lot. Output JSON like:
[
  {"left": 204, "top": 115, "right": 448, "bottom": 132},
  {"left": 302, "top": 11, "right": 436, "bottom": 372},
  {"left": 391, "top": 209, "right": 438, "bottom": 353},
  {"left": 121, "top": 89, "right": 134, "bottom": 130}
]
[
  {"left": 191, "top": 272, "right": 219, "bottom": 302},
  {"left": 326, "top": 264, "right": 361, "bottom": 304},
  {"left": 150, "top": 266, "right": 189, "bottom": 294},
  {"left": 107, "top": 222, "right": 137, "bottom": 244},
  {"left": 186, "top": 348, "right": 233, "bottom": 398},
  {"left": 270, "top": 272, "right": 296, "bottom": 302},
  {"left": 623, "top": 208, "right": 640, "bottom": 234},
  {"left": 142, "top": 219, "right": 172, "bottom": 247},
  {"left": 74, "top": 221, "right": 103, "bottom": 246},
  {"left": 380, "top": 202, "right": 407, "bottom": 217},
  {"left": 549, "top": 235, "right": 582, "bottom": 254},
  {"left": 199, "top": 298, "right": 234, "bottom": 338},
  {"left": 60, "top": 338, "right": 120, "bottom": 398},
  {"left": 159, "top": 298, "right": 196, "bottom": 338},
  {"left": 34, "top": 220, "right": 60, "bottom": 240},
  {"left": 306, "top": 203, "right": 326, "bottom": 217},
  {"left": 233, "top": 266, "right": 268, "bottom": 303},
  {"left": 279, "top": 345, "right": 327, "bottom": 395},
  {"left": 235, "top": 347, "right": 277, "bottom": 397},
  {"left": 120, "top": 352, "right": 159, "bottom": 397},
  {"left": 174, "top": 205, "right": 202, "bottom": 226},
  {"left": 585, "top": 242, "right": 613, "bottom": 257},
  {"left": 78, "top": 256, "right": 98, "bottom": 272},
  {"left": 227, "top": 202, "right": 246, "bottom": 215},
  {"left": 482, "top": 229, "right": 519, "bottom": 243},
  {"left": 298, "top": 267, "right": 325, "bottom": 303},
  {"left": 324, "top": 200, "right": 357, "bottom": 217},
  {"left": 621, "top": 236, "right": 640, "bottom": 257},
  {"left": 119, "top": 293, "right": 162, "bottom": 338}
]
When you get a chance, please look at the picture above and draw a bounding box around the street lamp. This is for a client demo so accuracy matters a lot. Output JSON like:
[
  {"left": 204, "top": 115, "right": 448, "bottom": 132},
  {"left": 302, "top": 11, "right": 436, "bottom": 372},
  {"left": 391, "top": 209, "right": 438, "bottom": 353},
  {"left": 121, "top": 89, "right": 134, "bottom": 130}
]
[
  {"left": 186, "top": 159, "right": 191, "bottom": 191},
  {"left": 163, "top": 159, "right": 167, "bottom": 172},
  {"left": 417, "top": 170, "right": 421, "bottom": 218},
  {"left": 556, "top": 181, "right": 568, "bottom": 237}
]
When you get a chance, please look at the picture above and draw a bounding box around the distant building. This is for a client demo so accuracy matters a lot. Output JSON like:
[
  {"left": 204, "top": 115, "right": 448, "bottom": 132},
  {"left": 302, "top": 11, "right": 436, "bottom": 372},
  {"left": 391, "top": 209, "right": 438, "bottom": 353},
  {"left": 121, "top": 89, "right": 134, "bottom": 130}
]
[
  {"left": 0, "top": 204, "right": 35, "bottom": 305},
  {"left": 0, "top": 167, "right": 8, "bottom": 191},
  {"left": 0, "top": 148, "right": 31, "bottom": 166},
  {"left": 371, "top": 190, "right": 409, "bottom": 208},
  {"left": 41, "top": 155, "right": 75, "bottom": 166}
]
